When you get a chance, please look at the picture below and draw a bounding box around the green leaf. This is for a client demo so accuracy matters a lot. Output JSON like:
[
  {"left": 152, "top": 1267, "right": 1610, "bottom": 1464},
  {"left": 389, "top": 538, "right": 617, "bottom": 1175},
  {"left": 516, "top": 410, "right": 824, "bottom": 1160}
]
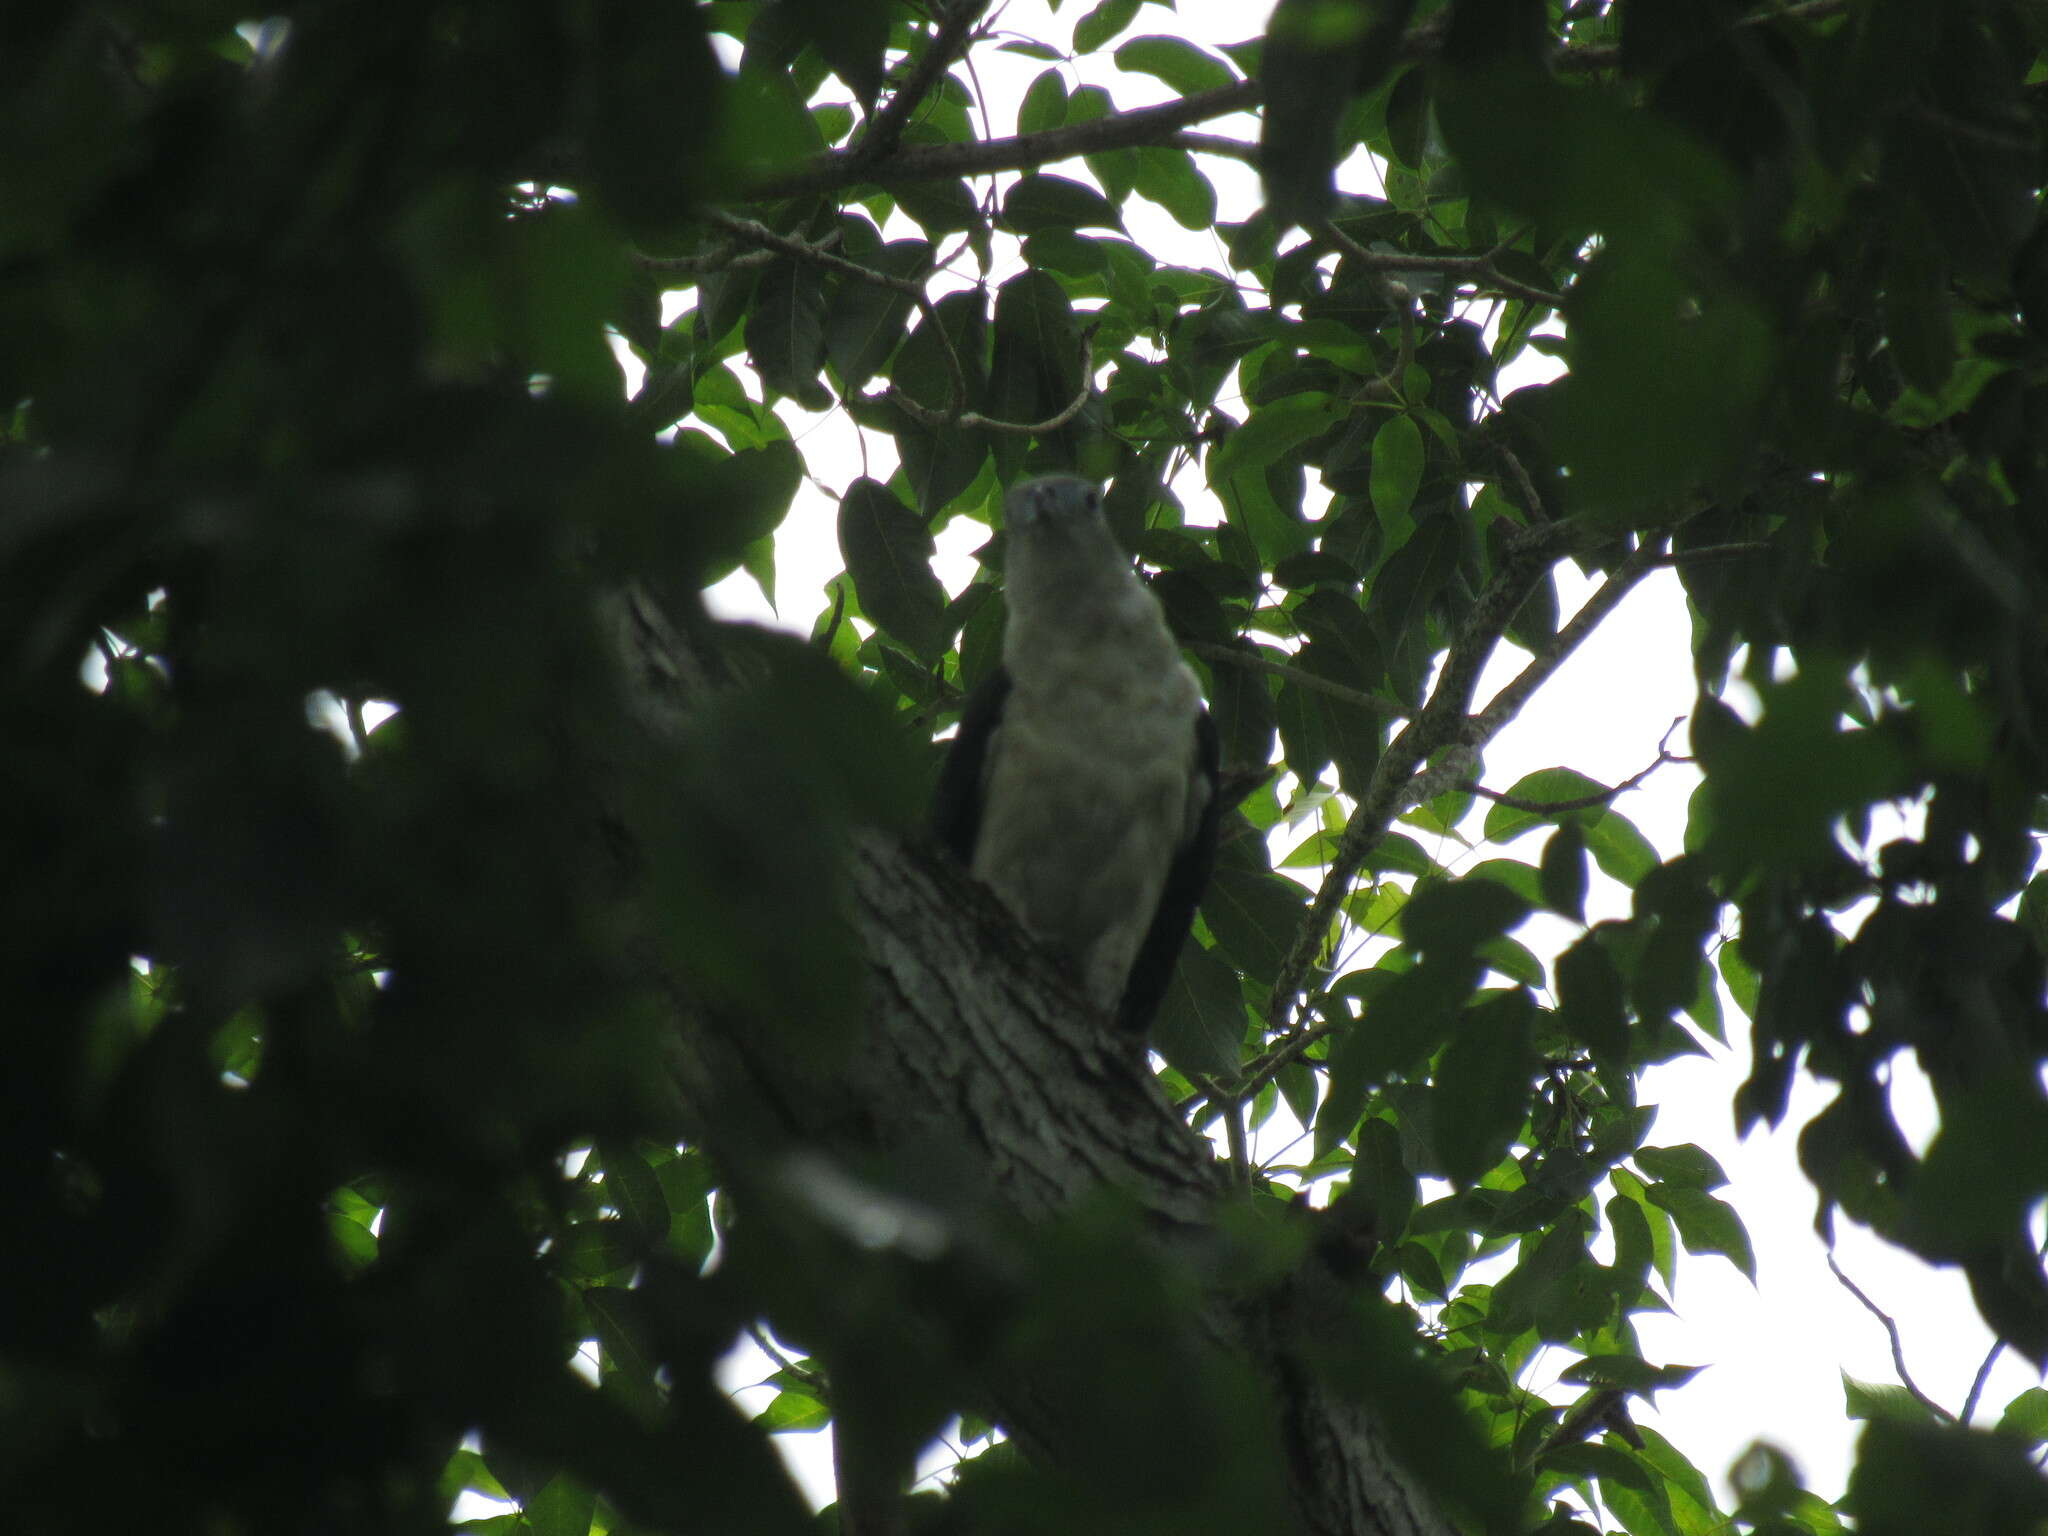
[
  {"left": 1432, "top": 989, "right": 1536, "bottom": 1186},
  {"left": 1538, "top": 822, "right": 1588, "bottom": 922},
  {"left": 1384, "top": 65, "right": 1430, "bottom": 170},
  {"left": 554, "top": 1220, "right": 635, "bottom": 1280},
  {"left": 327, "top": 1212, "right": 377, "bottom": 1269},
  {"left": 1153, "top": 937, "right": 1248, "bottom": 1079},
  {"left": 890, "top": 287, "right": 987, "bottom": 411},
  {"left": 523, "top": 1474, "right": 596, "bottom": 1536},
  {"left": 1352, "top": 1116, "right": 1417, "bottom": 1241},
  {"left": 1482, "top": 767, "right": 1608, "bottom": 843},
  {"left": 1556, "top": 933, "right": 1629, "bottom": 1061},
  {"left": 1128, "top": 146, "right": 1219, "bottom": 231},
  {"left": 984, "top": 268, "right": 1080, "bottom": 468},
  {"left": 1209, "top": 393, "right": 1343, "bottom": 484},
  {"left": 893, "top": 177, "right": 981, "bottom": 235},
  {"left": 1002, "top": 173, "right": 1125, "bottom": 235},
  {"left": 1204, "top": 866, "right": 1312, "bottom": 984},
  {"left": 1995, "top": 1385, "right": 2048, "bottom": 1445},
  {"left": 775, "top": 0, "right": 889, "bottom": 106},
  {"left": 1369, "top": 414, "right": 1424, "bottom": 530},
  {"left": 1597, "top": 1426, "right": 1726, "bottom": 1535},
  {"left": 1114, "top": 35, "right": 1237, "bottom": 97},
  {"left": 597, "top": 1140, "right": 671, "bottom": 1247},
  {"left": 756, "top": 1386, "right": 832, "bottom": 1430},
  {"left": 583, "top": 1286, "right": 662, "bottom": 1419},
  {"left": 1021, "top": 229, "right": 1108, "bottom": 277},
  {"left": 1463, "top": 860, "right": 1540, "bottom": 911},
  {"left": 1478, "top": 934, "right": 1545, "bottom": 989},
  {"left": 1073, "top": 0, "right": 1143, "bottom": 54},
  {"left": 836, "top": 477, "right": 951, "bottom": 659},
  {"left": 1843, "top": 1371, "right": 1940, "bottom": 1426},
  {"left": 1583, "top": 806, "right": 1659, "bottom": 886},
  {"left": 439, "top": 1448, "right": 509, "bottom": 1505},
  {"left": 1366, "top": 514, "right": 1460, "bottom": 657},
  {"left": 1259, "top": 0, "right": 1411, "bottom": 224},
  {"left": 812, "top": 103, "right": 853, "bottom": 144},
  {"left": 1400, "top": 876, "right": 1529, "bottom": 960},
  {"left": 1607, "top": 1193, "right": 1653, "bottom": 1297},
  {"left": 1901, "top": 1078, "right": 2048, "bottom": 1255},
  {"left": 1317, "top": 1018, "right": 1374, "bottom": 1157},
  {"left": 1717, "top": 940, "right": 1760, "bottom": 1019},
  {"left": 1633, "top": 1143, "right": 1728, "bottom": 1192},
  {"left": 655, "top": 1151, "right": 716, "bottom": 1262},
  {"left": 1018, "top": 68, "right": 1068, "bottom": 136},
  {"left": 1847, "top": 1417, "right": 2048, "bottom": 1535},
  {"left": 1646, "top": 1184, "right": 1756, "bottom": 1281},
  {"left": 824, "top": 238, "right": 929, "bottom": 390},
  {"left": 745, "top": 256, "right": 832, "bottom": 409}
]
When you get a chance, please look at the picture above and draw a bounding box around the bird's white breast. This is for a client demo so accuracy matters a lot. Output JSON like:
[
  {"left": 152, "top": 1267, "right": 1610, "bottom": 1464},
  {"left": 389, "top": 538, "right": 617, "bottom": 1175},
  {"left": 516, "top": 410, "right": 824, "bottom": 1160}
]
[{"left": 975, "top": 598, "right": 1202, "bottom": 1010}]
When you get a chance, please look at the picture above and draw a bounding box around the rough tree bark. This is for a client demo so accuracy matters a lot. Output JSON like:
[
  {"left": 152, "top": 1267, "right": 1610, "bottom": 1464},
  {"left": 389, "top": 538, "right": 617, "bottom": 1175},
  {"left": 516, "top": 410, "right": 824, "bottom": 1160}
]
[{"left": 604, "top": 584, "right": 1460, "bottom": 1536}]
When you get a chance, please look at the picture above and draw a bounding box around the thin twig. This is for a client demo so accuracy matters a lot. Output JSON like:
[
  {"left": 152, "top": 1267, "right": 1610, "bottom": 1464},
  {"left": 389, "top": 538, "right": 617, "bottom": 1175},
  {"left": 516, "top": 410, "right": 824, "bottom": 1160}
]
[
  {"left": 1185, "top": 641, "right": 1408, "bottom": 719},
  {"left": 691, "top": 213, "right": 915, "bottom": 290},
  {"left": 1962, "top": 1338, "right": 2005, "bottom": 1425},
  {"left": 1493, "top": 443, "right": 1551, "bottom": 526},
  {"left": 1314, "top": 219, "right": 1567, "bottom": 311},
  {"left": 1826, "top": 1252, "right": 1957, "bottom": 1424},
  {"left": 690, "top": 210, "right": 967, "bottom": 415},
  {"left": 1461, "top": 717, "right": 1691, "bottom": 814},
  {"left": 630, "top": 244, "right": 781, "bottom": 279},
  {"left": 1216, "top": 1089, "right": 1251, "bottom": 1190},
  {"left": 749, "top": 1320, "right": 829, "bottom": 1397},
  {"left": 1183, "top": 1017, "right": 1344, "bottom": 1121},
  {"left": 1648, "top": 541, "right": 1770, "bottom": 567},
  {"left": 1266, "top": 521, "right": 1581, "bottom": 1023},
  {"left": 875, "top": 330, "right": 1096, "bottom": 434}
]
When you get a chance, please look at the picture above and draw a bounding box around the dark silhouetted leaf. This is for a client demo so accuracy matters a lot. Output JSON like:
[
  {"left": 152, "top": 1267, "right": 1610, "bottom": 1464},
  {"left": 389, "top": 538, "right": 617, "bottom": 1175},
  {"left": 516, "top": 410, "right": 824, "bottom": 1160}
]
[{"left": 837, "top": 477, "right": 951, "bottom": 658}]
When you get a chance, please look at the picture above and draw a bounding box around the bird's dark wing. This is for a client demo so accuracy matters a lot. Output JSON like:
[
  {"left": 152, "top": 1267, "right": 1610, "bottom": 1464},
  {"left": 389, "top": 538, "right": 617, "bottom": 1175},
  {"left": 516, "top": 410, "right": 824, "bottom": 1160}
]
[
  {"left": 1115, "top": 705, "right": 1223, "bottom": 1035},
  {"left": 931, "top": 665, "right": 1014, "bottom": 864}
]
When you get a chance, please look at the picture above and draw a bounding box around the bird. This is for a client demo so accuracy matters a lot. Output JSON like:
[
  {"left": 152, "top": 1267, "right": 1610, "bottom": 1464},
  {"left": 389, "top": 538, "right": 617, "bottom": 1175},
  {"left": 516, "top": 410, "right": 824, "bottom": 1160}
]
[{"left": 932, "top": 475, "right": 1221, "bottom": 1035}]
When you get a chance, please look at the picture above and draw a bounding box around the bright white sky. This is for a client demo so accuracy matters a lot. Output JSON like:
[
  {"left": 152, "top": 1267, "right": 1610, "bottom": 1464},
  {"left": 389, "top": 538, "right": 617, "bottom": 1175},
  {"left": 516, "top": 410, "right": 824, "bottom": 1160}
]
[{"left": 655, "top": 0, "right": 2044, "bottom": 1515}]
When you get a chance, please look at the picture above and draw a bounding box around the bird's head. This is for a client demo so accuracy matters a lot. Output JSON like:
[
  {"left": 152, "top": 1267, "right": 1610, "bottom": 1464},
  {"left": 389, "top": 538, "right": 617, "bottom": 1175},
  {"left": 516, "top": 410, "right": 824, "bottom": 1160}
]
[
  {"left": 999, "top": 475, "right": 1158, "bottom": 641},
  {"left": 1004, "top": 474, "right": 1106, "bottom": 536},
  {"left": 1002, "top": 476, "right": 1131, "bottom": 597}
]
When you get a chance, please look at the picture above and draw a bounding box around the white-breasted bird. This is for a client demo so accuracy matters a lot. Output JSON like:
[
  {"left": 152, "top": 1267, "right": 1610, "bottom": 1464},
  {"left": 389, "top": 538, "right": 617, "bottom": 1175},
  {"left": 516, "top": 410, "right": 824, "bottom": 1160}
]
[{"left": 933, "top": 476, "right": 1221, "bottom": 1034}]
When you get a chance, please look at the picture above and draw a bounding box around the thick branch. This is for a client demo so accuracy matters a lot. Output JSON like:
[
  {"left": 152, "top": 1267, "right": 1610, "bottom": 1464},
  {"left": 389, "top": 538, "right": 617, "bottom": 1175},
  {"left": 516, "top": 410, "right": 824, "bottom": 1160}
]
[
  {"left": 1169, "top": 131, "right": 1261, "bottom": 163},
  {"left": 848, "top": 1, "right": 993, "bottom": 169},
  {"left": 738, "top": 4, "right": 1846, "bottom": 202},
  {"left": 755, "top": 80, "right": 1262, "bottom": 199},
  {"left": 1465, "top": 539, "right": 1664, "bottom": 744},
  {"left": 609, "top": 593, "right": 1461, "bottom": 1536}
]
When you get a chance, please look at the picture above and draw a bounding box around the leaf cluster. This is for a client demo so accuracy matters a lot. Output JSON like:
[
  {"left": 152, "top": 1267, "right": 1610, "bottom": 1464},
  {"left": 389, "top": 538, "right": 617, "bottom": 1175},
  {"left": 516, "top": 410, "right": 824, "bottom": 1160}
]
[{"left": 10, "top": 2, "right": 2048, "bottom": 1535}]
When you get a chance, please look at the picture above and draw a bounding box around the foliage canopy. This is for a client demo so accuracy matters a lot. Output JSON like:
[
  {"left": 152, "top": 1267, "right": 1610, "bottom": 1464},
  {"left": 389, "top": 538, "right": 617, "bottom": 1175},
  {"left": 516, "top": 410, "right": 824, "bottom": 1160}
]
[{"left": 7, "top": 2, "right": 2048, "bottom": 1534}]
